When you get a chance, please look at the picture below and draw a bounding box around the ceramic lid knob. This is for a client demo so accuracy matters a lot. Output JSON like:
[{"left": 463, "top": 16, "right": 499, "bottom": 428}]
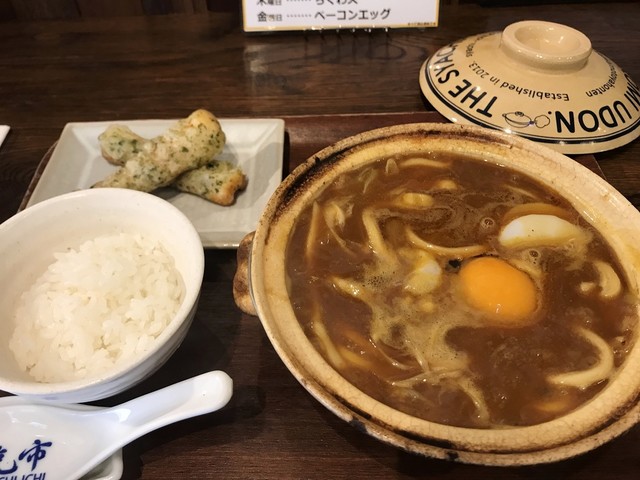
[{"left": 500, "top": 21, "right": 592, "bottom": 72}]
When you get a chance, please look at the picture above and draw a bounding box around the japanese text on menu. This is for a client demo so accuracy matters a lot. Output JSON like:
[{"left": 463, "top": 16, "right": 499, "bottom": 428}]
[{"left": 243, "top": 0, "right": 439, "bottom": 32}]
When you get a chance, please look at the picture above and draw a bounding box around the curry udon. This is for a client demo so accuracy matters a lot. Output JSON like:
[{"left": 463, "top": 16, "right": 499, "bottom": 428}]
[{"left": 285, "top": 151, "right": 638, "bottom": 428}]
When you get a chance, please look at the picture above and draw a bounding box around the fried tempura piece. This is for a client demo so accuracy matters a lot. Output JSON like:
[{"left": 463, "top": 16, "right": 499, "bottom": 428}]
[
  {"left": 96, "top": 112, "right": 247, "bottom": 205},
  {"left": 93, "top": 109, "right": 225, "bottom": 192},
  {"left": 98, "top": 125, "right": 148, "bottom": 165},
  {"left": 174, "top": 161, "right": 248, "bottom": 206}
]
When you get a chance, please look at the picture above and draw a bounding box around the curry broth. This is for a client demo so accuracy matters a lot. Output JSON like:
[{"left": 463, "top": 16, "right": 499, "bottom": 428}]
[{"left": 285, "top": 152, "right": 637, "bottom": 428}]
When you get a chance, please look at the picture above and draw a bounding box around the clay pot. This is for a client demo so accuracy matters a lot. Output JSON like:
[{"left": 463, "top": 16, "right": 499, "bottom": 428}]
[{"left": 234, "top": 123, "right": 640, "bottom": 466}]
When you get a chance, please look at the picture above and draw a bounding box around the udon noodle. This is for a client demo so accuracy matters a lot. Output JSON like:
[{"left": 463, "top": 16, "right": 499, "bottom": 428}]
[{"left": 285, "top": 151, "right": 638, "bottom": 428}]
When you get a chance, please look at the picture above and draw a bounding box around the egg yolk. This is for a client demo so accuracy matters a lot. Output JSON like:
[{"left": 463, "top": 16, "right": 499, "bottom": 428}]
[{"left": 459, "top": 257, "right": 538, "bottom": 326}]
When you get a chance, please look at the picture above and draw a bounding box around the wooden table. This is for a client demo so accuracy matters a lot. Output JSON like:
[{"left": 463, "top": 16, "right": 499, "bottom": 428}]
[{"left": 1, "top": 2, "right": 639, "bottom": 479}]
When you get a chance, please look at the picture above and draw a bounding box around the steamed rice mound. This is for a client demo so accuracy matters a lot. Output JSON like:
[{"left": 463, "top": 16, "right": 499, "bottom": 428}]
[{"left": 9, "top": 232, "right": 185, "bottom": 383}]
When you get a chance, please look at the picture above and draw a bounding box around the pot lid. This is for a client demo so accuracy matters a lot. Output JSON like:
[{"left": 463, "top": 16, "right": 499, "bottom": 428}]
[{"left": 419, "top": 20, "right": 640, "bottom": 154}]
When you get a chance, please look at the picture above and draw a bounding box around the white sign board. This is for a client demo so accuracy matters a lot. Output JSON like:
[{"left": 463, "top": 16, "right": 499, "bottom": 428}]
[{"left": 242, "top": 0, "right": 439, "bottom": 32}]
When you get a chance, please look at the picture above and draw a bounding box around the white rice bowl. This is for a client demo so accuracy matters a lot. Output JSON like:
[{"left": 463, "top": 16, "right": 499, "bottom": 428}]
[
  {"left": 10, "top": 232, "right": 185, "bottom": 383},
  {"left": 0, "top": 188, "right": 204, "bottom": 403}
]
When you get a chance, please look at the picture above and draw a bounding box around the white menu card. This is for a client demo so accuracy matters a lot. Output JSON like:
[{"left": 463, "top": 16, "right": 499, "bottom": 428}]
[{"left": 242, "top": 0, "right": 439, "bottom": 32}]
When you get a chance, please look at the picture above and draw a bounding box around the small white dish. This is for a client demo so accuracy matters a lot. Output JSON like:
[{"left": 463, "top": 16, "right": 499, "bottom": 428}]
[
  {"left": 25, "top": 118, "right": 285, "bottom": 248},
  {"left": 0, "top": 125, "right": 9, "bottom": 149}
]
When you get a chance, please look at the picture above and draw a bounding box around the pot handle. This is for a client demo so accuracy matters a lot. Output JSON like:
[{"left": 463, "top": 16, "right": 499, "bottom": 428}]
[{"left": 233, "top": 231, "right": 258, "bottom": 316}]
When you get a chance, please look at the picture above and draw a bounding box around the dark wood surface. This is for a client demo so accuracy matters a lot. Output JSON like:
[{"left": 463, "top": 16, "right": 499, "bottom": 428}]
[
  {"left": 0, "top": 0, "right": 238, "bottom": 21},
  {"left": 1, "top": 2, "right": 640, "bottom": 479}
]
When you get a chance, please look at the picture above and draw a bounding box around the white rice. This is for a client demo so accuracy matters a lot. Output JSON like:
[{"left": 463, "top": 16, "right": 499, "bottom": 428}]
[{"left": 9, "top": 232, "right": 185, "bottom": 383}]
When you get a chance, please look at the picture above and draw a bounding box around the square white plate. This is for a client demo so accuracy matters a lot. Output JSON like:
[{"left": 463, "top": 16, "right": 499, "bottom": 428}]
[{"left": 25, "top": 118, "right": 285, "bottom": 248}]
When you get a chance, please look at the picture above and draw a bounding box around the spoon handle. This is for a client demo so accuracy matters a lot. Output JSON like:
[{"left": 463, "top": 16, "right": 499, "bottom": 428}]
[
  {"left": 106, "top": 370, "right": 233, "bottom": 434},
  {"left": 66, "top": 371, "right": 232, "bottom": 480}
]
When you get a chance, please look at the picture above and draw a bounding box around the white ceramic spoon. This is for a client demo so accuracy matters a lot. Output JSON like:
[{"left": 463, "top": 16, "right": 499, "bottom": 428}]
[{"left": 0, "top": 370, "right": 233, "bottom": 480}]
